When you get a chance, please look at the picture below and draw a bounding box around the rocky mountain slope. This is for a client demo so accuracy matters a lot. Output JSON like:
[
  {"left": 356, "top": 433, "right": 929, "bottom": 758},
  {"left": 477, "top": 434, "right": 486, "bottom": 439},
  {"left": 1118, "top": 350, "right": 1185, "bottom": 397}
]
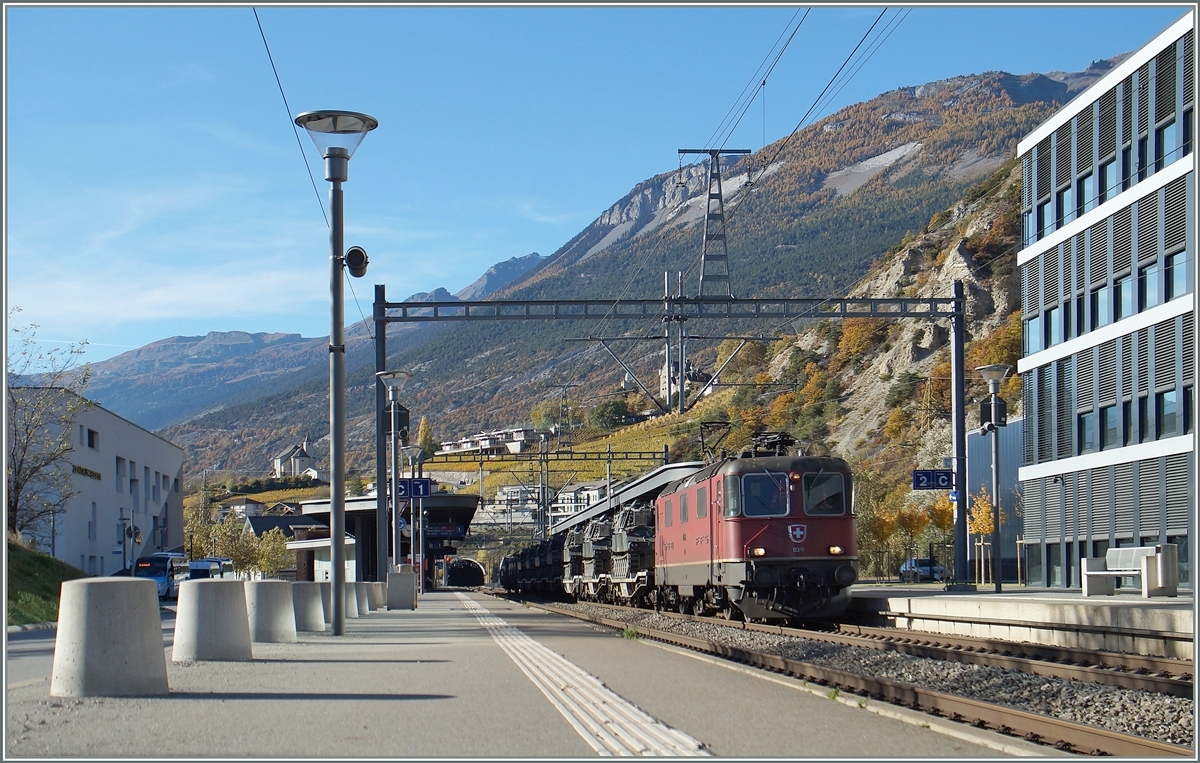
[{"left": 120, "top": 57, "right": 1127, "bottom": 479}]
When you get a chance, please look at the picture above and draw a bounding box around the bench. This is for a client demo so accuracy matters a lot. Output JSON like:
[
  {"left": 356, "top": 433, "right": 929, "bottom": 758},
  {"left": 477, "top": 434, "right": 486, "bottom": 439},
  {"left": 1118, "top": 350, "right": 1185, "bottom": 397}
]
[{"left": 1081, "top": 544, "right": 1178, "bottom": 598}]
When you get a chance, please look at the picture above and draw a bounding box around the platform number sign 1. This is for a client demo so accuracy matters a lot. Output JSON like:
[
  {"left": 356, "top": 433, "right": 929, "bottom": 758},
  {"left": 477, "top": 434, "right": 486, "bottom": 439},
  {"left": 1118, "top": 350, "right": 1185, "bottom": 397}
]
[
  {"left": 411, "top": 478, "right": 432, "bottom": 498},
  {"left": 912, "top": 469, "right": 954, "bottom": 490}
]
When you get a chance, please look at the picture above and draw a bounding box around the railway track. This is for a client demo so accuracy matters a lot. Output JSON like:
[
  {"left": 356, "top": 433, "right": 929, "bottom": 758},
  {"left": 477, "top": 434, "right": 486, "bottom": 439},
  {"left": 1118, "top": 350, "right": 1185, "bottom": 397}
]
[{"left": 492, "top": 593, "right": 1193, "bottom": 757}]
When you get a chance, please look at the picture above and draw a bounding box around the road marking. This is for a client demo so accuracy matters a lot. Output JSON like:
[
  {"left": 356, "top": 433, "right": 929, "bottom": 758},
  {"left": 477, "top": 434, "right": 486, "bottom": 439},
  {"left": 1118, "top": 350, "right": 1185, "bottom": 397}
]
[
  {"left": 7, "top": 677, "right": 48, "bottom": 690},
  {"left": 457, "top": 593, "right": 709, "bottom": 756}
]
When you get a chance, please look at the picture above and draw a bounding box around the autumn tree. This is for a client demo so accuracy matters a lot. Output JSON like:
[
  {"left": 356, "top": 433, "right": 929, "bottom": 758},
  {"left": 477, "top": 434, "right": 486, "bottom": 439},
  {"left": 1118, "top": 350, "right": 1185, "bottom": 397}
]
[
  {"left": 831, "top": 317, "right": 888, "bottom": 370},
  {"left": 416, "top": 416, "right": 436, "bottom": 458},
  {"left": 6, "top": 311, "right": 93, "bottom": 544},
  {"left": 255, "top": 527, "right": 293, "bottom": 577},
  {"left": 968, "top": 485, "right": 1008, "bottom": 538},
  {"left": 210, "top": 513, "right": 257, "bottom": 573}
]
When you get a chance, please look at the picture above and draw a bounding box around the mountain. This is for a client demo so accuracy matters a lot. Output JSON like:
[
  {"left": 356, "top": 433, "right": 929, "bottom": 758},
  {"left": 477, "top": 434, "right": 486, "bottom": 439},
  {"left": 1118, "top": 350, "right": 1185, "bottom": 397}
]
[
  {"left": 131, "top": 59, "right": 1123, "bottom": 479},
  {"left": 85, "top": 260, "right": 531, "bottom": 430},
  {"left": 455, "top": 253, "right": 546, "bottom": 300}
]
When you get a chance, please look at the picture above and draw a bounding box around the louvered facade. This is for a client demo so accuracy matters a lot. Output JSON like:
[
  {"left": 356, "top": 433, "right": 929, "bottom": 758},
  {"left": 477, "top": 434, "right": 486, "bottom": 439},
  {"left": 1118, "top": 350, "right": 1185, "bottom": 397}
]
[{"left": 1016, "top": 13, "right": 1196, "bottom": 590}]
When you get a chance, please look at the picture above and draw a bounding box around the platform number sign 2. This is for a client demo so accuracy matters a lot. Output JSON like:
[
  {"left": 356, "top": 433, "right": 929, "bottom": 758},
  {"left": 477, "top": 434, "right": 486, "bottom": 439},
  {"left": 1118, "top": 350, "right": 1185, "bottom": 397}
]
[{"left": 911, "top": 469, "right": 954, "bottom": 490}]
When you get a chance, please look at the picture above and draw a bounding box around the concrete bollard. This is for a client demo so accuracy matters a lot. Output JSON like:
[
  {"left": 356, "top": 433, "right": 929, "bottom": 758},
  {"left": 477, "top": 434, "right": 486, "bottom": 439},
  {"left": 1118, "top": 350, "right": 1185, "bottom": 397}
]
[
  {"left": 245, "top": 580, "right": 297, "bottom": 643},
  {"left": 344, "top": 582, "right": 360, "bottom": 618},
  {"left": 355, "top": 581, "right": 373, "bottom": 613},
  {"left": 292, "top": 582, "right": 326, "bottom": 632},
  {"left": 371, "top": 581, "right": 386, "bottom": 609},
  {"left": 388, "top": 572, "right": 417, "bottom": 610},
  {"left": 173, "top": 579, "right": 253, "bottom": 662},
  {"left": 50, "top": 578, "right": 169, "bottom": 697},
  {"left": 318, "top": 581, "right": 332, "bottom": 624}
]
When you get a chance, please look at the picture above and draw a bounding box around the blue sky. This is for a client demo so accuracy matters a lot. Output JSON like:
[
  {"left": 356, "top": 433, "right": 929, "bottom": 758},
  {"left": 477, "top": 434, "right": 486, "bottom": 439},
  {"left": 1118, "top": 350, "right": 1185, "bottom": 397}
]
[{"left": 5, "top": 4, "right": 1190, "bottom": 365}]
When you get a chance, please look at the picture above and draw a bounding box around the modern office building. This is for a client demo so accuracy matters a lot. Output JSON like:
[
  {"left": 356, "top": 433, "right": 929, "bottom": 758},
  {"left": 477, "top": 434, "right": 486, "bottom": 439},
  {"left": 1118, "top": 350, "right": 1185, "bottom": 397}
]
[
  {"left": 12, "top": 388, "right": 185, "bottom": 575},
  {"left": 1016, "top": 13, "right": 1195, "bottom": 588}
]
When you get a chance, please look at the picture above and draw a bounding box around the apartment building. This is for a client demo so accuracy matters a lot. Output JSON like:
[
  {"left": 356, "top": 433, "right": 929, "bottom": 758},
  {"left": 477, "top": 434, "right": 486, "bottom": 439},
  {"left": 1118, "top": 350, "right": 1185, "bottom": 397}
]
[
  {"left": 1016, "top": 13, "right": 1195, "bottom": 588},
  {"left": 13, "top": 389, "right": 185, "bottom": 575}
]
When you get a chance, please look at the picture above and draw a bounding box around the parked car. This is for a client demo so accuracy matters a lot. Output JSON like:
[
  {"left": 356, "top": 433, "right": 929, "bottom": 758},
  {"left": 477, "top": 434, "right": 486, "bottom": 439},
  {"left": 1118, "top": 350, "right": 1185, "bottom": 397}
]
[{"left": 899, "top": 557, "right": 945, "bottom": 582}]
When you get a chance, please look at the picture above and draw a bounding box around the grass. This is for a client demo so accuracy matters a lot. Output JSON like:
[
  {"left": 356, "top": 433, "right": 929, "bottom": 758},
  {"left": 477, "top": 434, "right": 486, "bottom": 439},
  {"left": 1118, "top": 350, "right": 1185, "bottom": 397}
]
[{"left": 6, "top": 541, "right": 90, "bottom": 625}]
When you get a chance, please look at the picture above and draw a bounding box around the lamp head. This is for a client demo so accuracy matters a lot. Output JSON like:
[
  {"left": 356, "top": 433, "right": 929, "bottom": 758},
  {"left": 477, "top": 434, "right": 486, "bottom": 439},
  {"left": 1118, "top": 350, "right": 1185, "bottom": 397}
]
[
  {"left": 294, "top": 110, "right": 378, "bottom": 158},
  {"left": 376, "top": 370, "right": 413, "bottom": 392},
  {"left": 976, "top": 364, "right": 1011, "bottom": 392}
]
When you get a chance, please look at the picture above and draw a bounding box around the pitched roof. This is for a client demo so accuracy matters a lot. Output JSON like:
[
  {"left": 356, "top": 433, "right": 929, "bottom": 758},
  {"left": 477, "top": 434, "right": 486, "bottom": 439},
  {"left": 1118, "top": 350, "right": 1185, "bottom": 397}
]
[
  {"left": 274, "top": 444, "right": 302, "bottom": 460},
  {"left": 243, "top": 515, "right": 327, "bottom": 539}
]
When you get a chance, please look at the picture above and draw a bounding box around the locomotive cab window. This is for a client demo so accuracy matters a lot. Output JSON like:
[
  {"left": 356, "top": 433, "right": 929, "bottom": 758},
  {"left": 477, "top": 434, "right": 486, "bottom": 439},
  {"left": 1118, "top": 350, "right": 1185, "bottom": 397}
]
[
  {"left": 723, "top": 475, "right": 741, "bottom": 517},
  {"left": 742, "top": 472, "right": 789, "bottom": 517},
  {"left": 803, "top": 473, "right": 846, "bottom": 516}
]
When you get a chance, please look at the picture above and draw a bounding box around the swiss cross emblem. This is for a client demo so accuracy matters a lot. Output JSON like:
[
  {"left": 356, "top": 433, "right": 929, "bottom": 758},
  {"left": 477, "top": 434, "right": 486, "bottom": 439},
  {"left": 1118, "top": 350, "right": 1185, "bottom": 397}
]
[{"left": 788, "top": 524, "right": 807, "bottom": 543}]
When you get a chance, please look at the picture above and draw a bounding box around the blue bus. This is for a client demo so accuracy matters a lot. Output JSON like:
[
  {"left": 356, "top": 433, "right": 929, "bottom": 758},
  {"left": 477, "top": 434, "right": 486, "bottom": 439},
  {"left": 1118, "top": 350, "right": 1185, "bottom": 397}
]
[{"left": 133, "top": 552, "right": 189, "bottom": 599}]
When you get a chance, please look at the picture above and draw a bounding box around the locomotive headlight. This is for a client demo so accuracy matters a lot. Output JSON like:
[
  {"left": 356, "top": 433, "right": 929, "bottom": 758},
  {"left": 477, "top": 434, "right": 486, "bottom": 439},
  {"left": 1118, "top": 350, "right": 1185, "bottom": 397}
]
[
  {"left": 750, "top": 547, "right": 767, "bottom": 557},
  {"left": 828, "top": 545, "right": 845, "bottom": 555}
]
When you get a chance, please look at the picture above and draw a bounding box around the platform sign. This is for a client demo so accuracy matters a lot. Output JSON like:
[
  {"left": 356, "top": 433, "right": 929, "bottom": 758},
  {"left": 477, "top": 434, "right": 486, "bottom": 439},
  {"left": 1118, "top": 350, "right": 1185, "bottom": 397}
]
[
  {"left": 394, "top": 478, "right": 411, "bottom": 498},
  {"left": 912, "top": 469, "right": 954, "bottom": 490},
  {"left": 411, "top": 478, "right": 433, "bottom": 498}
]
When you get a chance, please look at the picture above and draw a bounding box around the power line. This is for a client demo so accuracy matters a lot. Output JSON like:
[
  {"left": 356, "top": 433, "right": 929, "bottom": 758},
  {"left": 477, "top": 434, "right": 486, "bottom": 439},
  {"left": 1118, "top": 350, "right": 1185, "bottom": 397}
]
[
  {"left": 252, "top": 8, "right": 328, "bottom": 229},
  {"left": 253, "top": 8, "right": 374, "bottom": 342}
]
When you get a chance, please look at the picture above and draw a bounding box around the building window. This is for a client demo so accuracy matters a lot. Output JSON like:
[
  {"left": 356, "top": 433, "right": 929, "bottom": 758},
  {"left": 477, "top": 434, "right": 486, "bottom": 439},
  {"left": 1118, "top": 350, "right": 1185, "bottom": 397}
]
[
  {"left": 1075, "top": 296, "right": 1086, "bottom": 338},
  {"left": 1037, "top": 199, "right": 1053, "bottom": 239},
  {"left": 1077, "top": 173, "right": 1096, "bottom": 215},
  {"left": 1138, "top": 396, "right": 1151, "bottom": 443},
  {"left": 1139, "top": 262, "right": 1162, "bottom": 310},
  {"left": 1044, "top": 306, "right": 1061, "bottom": 347},
  {"left": 1122, "top": 146, "right": 1132, "bottom": 190},
  {"left": 1078, "top": 411, "right": 1097, "bottom": 454},
  {"left": 1025, "top": 542, "right": 1044, "bottom": 586},
  {"left": 78, "top": 425, "right": 85, "bottom": 446},
  {"left": 1167, "top": 535, "right": 1190, "bottom": 586},
  {"left": 1056, "top": 186, "right": 1074, "bottom": 227},
  {"left": 1137, "top": 136, "right": 1149, "bottom": 181},
  {"left": 87, "top": 429, "right": 98, "bottom": 450},
  {"left": 1156, "top": 120, "right": 1177, "bottom": 170},
  {"left": 1091, "top": 287, "right": 1111, "bottom": 330},
  {"left": 116, "top": 457, "right": 126, "bottom": 493},
  {"left": 1114, "top": 274, "right": 1134, "bottom": 320},
  {"left": 1185, "top": 387, "right": 1193, "bottom": 435},
  {"left": 1166, "top": 251, "right": 1189, "bottom": 300},
  {"left": 1023, "top": 210, "right": 1035, "bottom": 246},
  {"left": 89, "top": 502, "right": 97, "bottom": 540},
  {"left": 1100, "top": 158, "right": 1118, "bottom": 203},
  {"left": 1025, "top": 314, "right": 1043, "bottom": 354},
  {"left": 1157, "top": 389, "right": 1179, "bottom": 438},
  {"left": 1122, "top": 400, "right": 1133, "bottom": 446},
  {"left": 1184, "top": 109, "right": 1194, "bottom": 157},
  {"left": 1100, "top": 405, "right": 1120, "bottom": 449}
]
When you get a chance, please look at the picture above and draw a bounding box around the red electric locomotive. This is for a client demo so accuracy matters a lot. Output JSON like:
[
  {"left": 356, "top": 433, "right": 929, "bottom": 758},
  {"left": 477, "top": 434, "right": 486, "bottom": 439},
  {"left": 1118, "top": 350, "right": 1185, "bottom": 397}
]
[{"left": 651, "top": 440, "right": 857, "bottom": 621}]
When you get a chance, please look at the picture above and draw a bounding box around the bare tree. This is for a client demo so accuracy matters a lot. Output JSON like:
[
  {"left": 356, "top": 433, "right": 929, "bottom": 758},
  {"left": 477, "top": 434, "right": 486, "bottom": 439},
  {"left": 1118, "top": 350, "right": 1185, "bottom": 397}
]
[{"left": 6, "top": 310, "right": 92, "bottom": 543}]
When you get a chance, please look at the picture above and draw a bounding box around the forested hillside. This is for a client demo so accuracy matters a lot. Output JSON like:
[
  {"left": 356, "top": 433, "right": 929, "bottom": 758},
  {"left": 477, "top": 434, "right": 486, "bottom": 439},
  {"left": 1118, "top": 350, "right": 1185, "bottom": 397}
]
[{"left": 154, "top": 65, "right": 1086, "bottom": 481}]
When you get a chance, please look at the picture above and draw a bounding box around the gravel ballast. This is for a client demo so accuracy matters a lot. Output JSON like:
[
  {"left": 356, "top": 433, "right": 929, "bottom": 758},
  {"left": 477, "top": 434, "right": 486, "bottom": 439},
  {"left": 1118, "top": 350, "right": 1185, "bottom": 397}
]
[{"left": 559, "top": 602, "right": 1194, "bottom": 749}]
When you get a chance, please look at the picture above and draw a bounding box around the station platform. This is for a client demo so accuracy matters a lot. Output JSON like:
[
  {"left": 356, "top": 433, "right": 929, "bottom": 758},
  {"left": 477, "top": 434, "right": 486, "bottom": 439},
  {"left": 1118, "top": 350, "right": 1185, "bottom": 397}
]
[
  {"left": 6, "top": 588, "right": 1045, "bottom": 758},
  {"left": 849, "top": 583, "right": 1194, "bottom": 660}
]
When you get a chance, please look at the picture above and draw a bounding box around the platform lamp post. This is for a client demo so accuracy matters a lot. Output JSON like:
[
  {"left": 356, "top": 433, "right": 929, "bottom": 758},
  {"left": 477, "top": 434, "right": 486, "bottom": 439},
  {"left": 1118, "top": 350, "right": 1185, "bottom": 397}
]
[
  {"left": 977, "top": 363, "right": 1011, "bottom": 593},
  {"left": 295, "top": 109, "right": 378, "bottom": 636},
  {"left": 375, "top": 371, "right": 412, "bottom": 575}
]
